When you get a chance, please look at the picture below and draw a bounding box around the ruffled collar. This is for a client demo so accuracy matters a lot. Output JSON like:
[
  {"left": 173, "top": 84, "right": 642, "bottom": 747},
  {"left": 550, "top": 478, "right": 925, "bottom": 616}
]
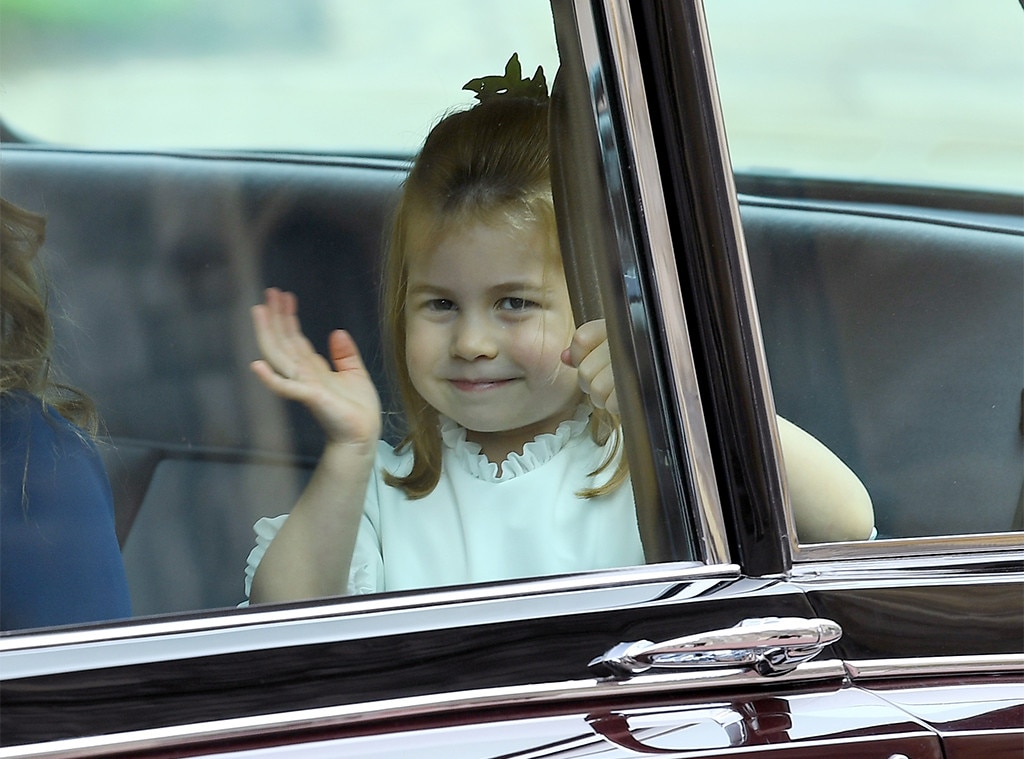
[{"left": 440, "top": 404, "right": 592, "bottom": 482}]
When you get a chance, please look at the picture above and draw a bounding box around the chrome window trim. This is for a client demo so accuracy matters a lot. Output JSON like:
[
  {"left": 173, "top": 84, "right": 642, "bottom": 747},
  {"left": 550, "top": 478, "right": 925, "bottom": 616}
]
[
  {"left": 0, "top": 730, "right": 944, "bottom": 759},
  {"left": 651, "top": 0, "right": 808, "bottom": 560},
  {"left": 790, "top": 549, "right": 1022, "bottom": 586},
  {"left": 793, "top": 532, "right": 1024, "bottom": 562},
  {"left": 0, "top": 660, "right": 845, "bottom": 759},
  {"left": 601, "top": 0, "right": 798, "bottom": 573},
  {"left": 0, "top": 562, "right": 741, "bottom": 678},
  {"left": 845, "top": 653, "right": 1024, "bottom": 681},
  {"left": 593, "top": 0, "right": 730, "bottom": 564}
]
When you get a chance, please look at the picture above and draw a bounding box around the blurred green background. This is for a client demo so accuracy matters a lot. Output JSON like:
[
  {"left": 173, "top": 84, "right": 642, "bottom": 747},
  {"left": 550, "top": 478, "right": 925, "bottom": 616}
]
[{"left": 1, "top": 0, "right": 1021, "bottom": 192}]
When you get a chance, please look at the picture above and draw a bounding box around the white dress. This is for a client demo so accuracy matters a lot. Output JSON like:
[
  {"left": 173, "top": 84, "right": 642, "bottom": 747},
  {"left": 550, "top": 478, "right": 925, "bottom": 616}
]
[{"left": 244, "top": 405, "right": 644, "bottom": 598}]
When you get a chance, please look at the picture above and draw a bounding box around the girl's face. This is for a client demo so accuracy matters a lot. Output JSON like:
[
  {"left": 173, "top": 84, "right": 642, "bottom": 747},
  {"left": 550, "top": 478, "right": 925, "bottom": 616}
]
[{"left": 404, "top": 215, "right": 582, "bottom": 463}]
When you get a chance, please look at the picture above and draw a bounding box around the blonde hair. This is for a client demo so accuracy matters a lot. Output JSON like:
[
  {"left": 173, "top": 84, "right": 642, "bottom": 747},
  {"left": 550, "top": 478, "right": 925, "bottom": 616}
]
[
  {"left": 381, "top": 97, "right": 627, "bottom": 498},
  {"left": 1, "top": 198, "right": 97, "bottom": 434}
]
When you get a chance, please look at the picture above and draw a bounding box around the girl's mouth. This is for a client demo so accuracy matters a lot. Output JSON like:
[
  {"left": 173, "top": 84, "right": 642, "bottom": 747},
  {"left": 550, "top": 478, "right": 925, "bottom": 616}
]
[{"left": 449, "top": 378, "right": 514, "bottom": 392}]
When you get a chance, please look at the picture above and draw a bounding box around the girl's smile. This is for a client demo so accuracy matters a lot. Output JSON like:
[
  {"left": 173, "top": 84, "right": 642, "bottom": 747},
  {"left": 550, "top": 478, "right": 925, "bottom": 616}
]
[
  {"left": 449, "top": 378, "right": 517, "bottom": 392},
  {"left": 404, "top": 216, "right": 582, "bottom": 463}
]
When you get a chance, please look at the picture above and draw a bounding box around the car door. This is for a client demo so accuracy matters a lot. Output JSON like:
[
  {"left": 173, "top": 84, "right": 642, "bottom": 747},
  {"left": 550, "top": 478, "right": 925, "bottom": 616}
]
[
  {"left": 1, "top": 0, "right": 1021, "bottom": 756},
  {"left": 687, "top": 0, "right": 1024, "bottom": 756}
]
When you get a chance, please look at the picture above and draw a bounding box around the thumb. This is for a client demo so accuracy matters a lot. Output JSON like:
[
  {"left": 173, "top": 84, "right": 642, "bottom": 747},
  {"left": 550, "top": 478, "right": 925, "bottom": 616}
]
[{"left": 328, "top": 329, "right": 366, "bottom": 373}]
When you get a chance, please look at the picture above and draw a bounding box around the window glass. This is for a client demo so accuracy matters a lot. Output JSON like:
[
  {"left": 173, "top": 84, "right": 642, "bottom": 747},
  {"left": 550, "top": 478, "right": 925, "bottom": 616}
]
[
  {"left": 703, "top": 1, "right": 1024, "bottom": 542},
  {"left": 0, "top": 0, "right": 559, "bottom": 153},
  {"left": 0, "top": 0, "right": 701, "bottom": 635},
  {"left": 704, "top": 0, "right": 1024, "bottom": 193}
]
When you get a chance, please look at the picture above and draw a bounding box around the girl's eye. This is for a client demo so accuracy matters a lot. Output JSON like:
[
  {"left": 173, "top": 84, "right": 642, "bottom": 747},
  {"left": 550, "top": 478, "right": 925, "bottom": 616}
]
[
  {"left": 425, "top": 299, "right": 456, "bottom": 312},
  {"left": 497, "top": 297, "right": 535, "bottom": 311}
]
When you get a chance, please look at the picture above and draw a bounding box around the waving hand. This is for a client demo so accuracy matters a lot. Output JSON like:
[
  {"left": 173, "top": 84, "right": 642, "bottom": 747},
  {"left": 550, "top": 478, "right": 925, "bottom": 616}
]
[{"left": 251, "top": 288, "right": 381, "bottom": 449}]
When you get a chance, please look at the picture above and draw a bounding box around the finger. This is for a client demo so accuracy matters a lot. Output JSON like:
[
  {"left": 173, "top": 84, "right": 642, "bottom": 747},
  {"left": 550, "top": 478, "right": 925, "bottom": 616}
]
[
  {"left": 252, "top": 303, "right": 283, "bottom": 362},
  {"left": 575, "top": 338, "right": 611, "bottom": 389},
  {"left": 275, "top": 289, "right": 306, "bottom": 344},
  {"left": 265, "top": 288, "right": 301, "bottom": 349},
  {"left": 257, "top": 288, "right": 288, "bottom": 347},
  {"left": 252, "top": 302, "right": 297, "bottom": 377},
  {"left": 328, "top": 329, "right": 368, "bottom": 375},
  {"left": 255, "top": 289, "right": 321, "bottom": 379},
  {"left": 275, "top": 290, "right": 322, "bottom": 364},
  {"left": 583, "top": 362, "right": 617, "bottom": 412},
  {"left": 566, "top": 319, "right": 608, "bottom": 368}
]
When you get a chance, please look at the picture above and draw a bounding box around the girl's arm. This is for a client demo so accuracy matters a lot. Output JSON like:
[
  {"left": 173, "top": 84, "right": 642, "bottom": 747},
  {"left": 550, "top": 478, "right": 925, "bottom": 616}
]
[
  {"left": 565, "top": 319, "right": 875, "bottom": 543},
  {"left": 775, "top": 416, "right": 874, "bottom": 542},
  {"left": 248, "top": 288, "right": 382, "bottom": 603}
]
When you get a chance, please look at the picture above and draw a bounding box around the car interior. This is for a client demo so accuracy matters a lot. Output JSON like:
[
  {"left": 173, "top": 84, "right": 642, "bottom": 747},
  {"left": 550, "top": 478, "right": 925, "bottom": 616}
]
[{"left": 3, "top": 138, "right": 1020, "bottom": 619}]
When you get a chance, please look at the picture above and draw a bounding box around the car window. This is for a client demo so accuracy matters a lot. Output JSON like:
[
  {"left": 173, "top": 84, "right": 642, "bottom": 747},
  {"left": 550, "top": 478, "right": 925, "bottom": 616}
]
[
  {"left": 704, "top": 0, "right": 1024, "bottom": 193},
  {"left": 0, "top": 0, "right": 709, "bottom": 634},
  {"left": 702, "top": 0, "right": 1024, "bottom": 544},
  {"left": 4, "top": 0, "right": 1016, "bottom": 642}
]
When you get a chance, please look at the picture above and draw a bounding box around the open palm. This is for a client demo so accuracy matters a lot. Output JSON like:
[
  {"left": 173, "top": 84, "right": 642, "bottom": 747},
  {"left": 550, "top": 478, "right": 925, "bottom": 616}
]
[{"left": 251, "top": 288, "right": 381, "bottom": 448}]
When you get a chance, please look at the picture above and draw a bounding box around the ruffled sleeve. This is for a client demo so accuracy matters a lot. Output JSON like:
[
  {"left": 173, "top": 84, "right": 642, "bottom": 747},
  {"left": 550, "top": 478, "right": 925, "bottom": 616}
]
[
  {"left": 242, "top": 441, "right": 394, "bottom": 603},
  {"left": 239, "top": 510, "right": 380, "bottom": 602},
  {"left": 242, "top": 513, "right": 288, "bottom": 604},
  {"left": 241, "top": 511, "right": 382, "bottom": 603},
  {"left": 347, "top": 513, "right": 384, "bottom": 595}
]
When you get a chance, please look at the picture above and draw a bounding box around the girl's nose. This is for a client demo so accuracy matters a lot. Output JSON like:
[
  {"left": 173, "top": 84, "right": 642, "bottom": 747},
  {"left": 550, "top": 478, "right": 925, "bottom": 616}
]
[{"left": 451, "top": 315, "right": 498, "bottom": 360}]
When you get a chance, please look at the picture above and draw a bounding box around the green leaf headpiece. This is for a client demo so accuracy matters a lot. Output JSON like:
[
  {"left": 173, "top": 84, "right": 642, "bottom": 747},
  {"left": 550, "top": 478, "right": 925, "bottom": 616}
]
[{"left": 463, "top": 53, "right": 548, "bottom": 103}]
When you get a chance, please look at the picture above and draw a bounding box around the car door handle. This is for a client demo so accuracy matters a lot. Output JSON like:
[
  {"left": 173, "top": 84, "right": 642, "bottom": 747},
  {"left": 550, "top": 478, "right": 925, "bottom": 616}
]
[{"left": 589, "top": 617, "right": 842, "bottom": 678}]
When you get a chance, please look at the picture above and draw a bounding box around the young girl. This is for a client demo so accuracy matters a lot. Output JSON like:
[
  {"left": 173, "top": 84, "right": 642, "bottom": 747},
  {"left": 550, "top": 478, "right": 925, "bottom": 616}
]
[{"left": 245, "top": 61, "right": 873, "bottom": 604}]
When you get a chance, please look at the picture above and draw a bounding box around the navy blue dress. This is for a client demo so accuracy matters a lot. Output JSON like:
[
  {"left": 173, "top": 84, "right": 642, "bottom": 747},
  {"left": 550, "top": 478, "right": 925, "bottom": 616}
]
[{"left": 1, "top": 392, "right": 131, "bottom": 631}]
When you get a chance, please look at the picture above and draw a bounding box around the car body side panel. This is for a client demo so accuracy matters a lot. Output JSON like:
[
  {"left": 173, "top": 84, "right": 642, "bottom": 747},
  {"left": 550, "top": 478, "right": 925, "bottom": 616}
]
[
  {"left": 861, "top": 678, "right": 1024, "bottom": 759},
  {"left": 799, "top": 568, "right": 1023, "bottom": 659},
  {"left": 1, "top": 576, "right": 821, "bottom": 746},
  {"left": 0, "top": 680, "right": 947, "bottom": 758}
]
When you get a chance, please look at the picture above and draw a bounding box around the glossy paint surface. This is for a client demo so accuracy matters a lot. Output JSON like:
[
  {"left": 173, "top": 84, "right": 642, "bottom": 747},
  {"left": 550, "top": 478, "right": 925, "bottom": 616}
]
[
  {"left": 65, "top": 684, "right": 946, "bottom": 758},
  {"left": 334, "top": 689, "right": 940, "bottom": 757},
  {"left": 800, "top": 566, "right": 1023, "bottom": 659},
  {"left": 863, "top": 678, "right": 1024, "bottom": 759},
  {"left": 2, "top": 575, "right": 816, "bottom": 745}
]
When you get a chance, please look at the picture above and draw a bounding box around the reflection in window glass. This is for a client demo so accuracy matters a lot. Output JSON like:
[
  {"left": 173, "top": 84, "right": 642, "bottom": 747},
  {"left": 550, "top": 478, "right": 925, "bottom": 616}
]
[
  {"left": 705, "top": 0, "right": 1024, "bottom": 192},
  {"left": 0, "top": 0, "right": 559, "bottom": 153}
]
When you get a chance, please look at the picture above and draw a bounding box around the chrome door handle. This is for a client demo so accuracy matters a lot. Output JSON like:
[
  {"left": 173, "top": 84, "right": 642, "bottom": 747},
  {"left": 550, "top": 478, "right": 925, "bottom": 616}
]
[{"left": 590, "top": 617, "right": 842, "bottom": 678}]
